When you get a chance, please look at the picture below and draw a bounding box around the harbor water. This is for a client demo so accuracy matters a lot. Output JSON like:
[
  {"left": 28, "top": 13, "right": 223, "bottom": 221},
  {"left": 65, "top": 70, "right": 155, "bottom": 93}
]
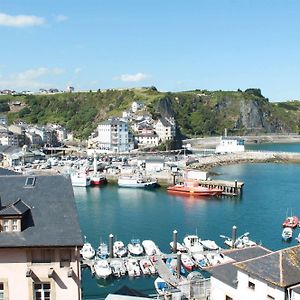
[{"left": 75, "top": 143, "right": 300, "bottom": 299}]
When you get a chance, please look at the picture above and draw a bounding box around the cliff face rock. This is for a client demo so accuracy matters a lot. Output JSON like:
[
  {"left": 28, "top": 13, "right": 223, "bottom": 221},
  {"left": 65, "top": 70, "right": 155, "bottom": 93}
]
[{"left": 155, "top": 96, "right": 175, "bottom": 119}]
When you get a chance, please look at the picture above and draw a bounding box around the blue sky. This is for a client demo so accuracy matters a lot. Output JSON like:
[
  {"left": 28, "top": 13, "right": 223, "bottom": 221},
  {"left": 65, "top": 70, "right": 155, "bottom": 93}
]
[{"left": 0, "top": 0, "right": 299, "bottom": 101}]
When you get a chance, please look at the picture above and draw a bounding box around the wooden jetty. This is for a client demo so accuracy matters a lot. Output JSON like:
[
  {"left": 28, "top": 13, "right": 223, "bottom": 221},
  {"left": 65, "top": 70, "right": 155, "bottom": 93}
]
[{"left": 198, "top": 179, "right": 244, "bottom": 196}]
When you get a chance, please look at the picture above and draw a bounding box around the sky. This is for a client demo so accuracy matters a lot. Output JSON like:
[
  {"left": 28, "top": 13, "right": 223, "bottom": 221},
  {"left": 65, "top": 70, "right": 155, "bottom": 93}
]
[{"left": 0, "top": 0, "right": 300, "bottom": 101}]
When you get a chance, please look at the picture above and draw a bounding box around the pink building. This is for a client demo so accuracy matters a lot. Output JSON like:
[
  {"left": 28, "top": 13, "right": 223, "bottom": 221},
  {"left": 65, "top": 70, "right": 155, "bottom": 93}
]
[{"left": 0, "top": 171, "right": 83, "bottom": 299}]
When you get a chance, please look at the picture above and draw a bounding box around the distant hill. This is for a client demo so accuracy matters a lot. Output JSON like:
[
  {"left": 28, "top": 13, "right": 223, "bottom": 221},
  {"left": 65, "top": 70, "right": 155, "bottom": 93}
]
[{"left": 1, "top": 87, "right": 300, "bottom": 140}]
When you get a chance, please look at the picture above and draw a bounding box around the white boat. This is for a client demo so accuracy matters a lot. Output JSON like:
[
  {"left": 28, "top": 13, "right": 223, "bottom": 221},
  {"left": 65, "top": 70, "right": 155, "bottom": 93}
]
[
  {"left": 169, "top": 241, "right": 187, "bottom": 252},
  {"left": 181, "top": 253, "right": 195, "bottom": 271},
  {"left": 192, "top": 253, "right": 209, "bottom": 269},
  {"left": 221, "top": 232, "right": 257, "bottom": 249},
  {"left": 139, "top": 258, "right": 156, "bottom": 275},
  {"left": 80, "top": 242, "right": 95, "bottom": 260},
  {"left": 154, "top": 277, "right": 170, "bottom": 295},
  {"left": 282, "top": 227, "right": 293, "bottom": 241},
  {"left": 113, "top": 241, "right": 128, "bottom": 258},
  {"left": 118, "top": 176, "right": 158, "bottom": 188},
  {"left": 142, "top": 240, "right": 161, "bottom": 256},
  {"left": 200, "top": 239, "right": 220, "bottom": 251},
  {"left": 206, "top": 252, "right": 232, "bottom": 267},
  {"left": 126, "top": 258, "right": 141, "bottom": 277},
  {"left": 94, "top": 259, "right": 112, "bottom": 279},
  {"left": 127, "top": 239, "right": 144, "bottom": 256},
  {"left": 71, "top": 172, "right": 91, "bottom": 187},
  {"left": 97, "top": 242, "right": 109, "bottom": 259},
  {"left": 183, "top": 235, "right": 203, "bottom": 253},
  {"left": 109, "top": 258, "right": 126, "bottom": 277}
]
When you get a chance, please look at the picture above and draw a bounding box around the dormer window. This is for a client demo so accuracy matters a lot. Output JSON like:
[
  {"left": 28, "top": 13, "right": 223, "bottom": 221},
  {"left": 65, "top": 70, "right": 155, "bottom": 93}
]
[
  {"left": 12, "top": 219, "right": 18, "bottom": 231},
  {"left": 3, "top": 220, "right": 8, "bottom": 232},
  {"left": 25, "top": 177, "right": 36, "bottom": 187}
]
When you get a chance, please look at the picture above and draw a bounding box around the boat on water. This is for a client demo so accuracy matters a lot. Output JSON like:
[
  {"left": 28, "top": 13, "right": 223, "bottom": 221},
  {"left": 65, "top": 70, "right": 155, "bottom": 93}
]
[
  {"left": 154, "top": 277, "right": 170, "bottom": 295},
  {"left": 142, "top": 240, "right": 161, "bottom": 256},
  {"left": 109, "top": 258, "right": 126, "bottom": 277},
  {"left": 113, "top": 240, "right": 127, "bottom": 258},
  {"left": 220, "top": 232, "right": 256, "bottom": 249},
  {"left": 181, "top": 253, "right": 194, "bottom": 271},
  {"left": 93, "top": 259, "right": 112, "bottom": 279},
  {"left": 169, "top": 241, "right": 187, "bottom": 252},
  {"left": 282, "top": 227, "right": 293, "bottom": 241},
  {"left": 97, "top": 242, "right": 109, "bottom": 259},
  {"left": 80, "top": 242, "right": 95, "bottom": 260},
  {"left": 118, "top": 176, "right": 158, "bottom": 188},
  {"left": 90, "top": 152, "right": 107, "bottom": 186},
  {"left": 282, "top": 215, "right": 299, "bottom": 228},
  {"left": 127, "top": 239, "right": 144, "bottom": 256},
  {"left": 200, "top": 239, "right": 220, "bottom": 251},
  {"left": 71, "top": 172, "right": 91, "bottom": 187},
  {"left": 126, "top": 258, "right": 141, "bottom": 277},
  {"left": 167, "top": 180, "right": 223, "bottom": 197},
  {"left": 192, "top": 253, "right": 209, "bottom": 269},
  {"left": 205, "top": 252, "right": 231, "bottom": 267},
  {"left": 166, "top": 257, "right": 187, "bottom": 276},
  {"left": 139, "top": 258, "right": 156, "bottom": 275},
  {"left": 183, "top": 235, "right": 203, "bottom": 253}
]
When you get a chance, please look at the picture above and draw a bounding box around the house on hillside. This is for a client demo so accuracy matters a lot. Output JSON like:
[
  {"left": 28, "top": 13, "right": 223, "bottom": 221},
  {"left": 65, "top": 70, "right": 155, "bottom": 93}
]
[
  {"left": 154, "top": 117, "right": 176, "bottom": 142},
  {"left": 0, "top": 173, "right": 83, "bottom": 299}
]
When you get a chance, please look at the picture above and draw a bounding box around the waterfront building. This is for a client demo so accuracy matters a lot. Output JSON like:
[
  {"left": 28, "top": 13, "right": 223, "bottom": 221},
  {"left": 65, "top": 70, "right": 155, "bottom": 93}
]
[
  {"left": 0, "top": 174, "right": 83, "bottom": 299},
  {"left": 209, "top": 245, "right": 300, "bottom": 300},
  {"left": 91, "top": 118, "right": 134, "bottom": 153},
  {"left": 154, "top": 117, "right": 176, "bottom": 142},
  {"left": 215, "top": 136, "right": 245, "bottom": 154},
  {"left": 136, "top": 133, "right": 159, "bottom": 147}
]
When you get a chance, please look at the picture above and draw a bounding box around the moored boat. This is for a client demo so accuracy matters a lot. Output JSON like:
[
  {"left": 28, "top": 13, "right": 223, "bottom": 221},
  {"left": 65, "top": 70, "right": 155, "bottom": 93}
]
[
  {"left": 282, "top": 227, "right": 293, "bottom": 241},
  {"left": 142, "top": 240, "right": 161, "bottom": 256},
  {"left": 166, "top": 257, "right": 187, "bottom": 276},
  {"left": 139, "top": 258, "right": 156, "bottom": 275},
  {"left": 118, "top": 176, "right": 158, "bottom": 188},
  {"left": 169, "top": 241, "right": 187, "bottom": 252},
  {"left": 113, "top": 240, "right": 127, "bottom": 258},
  {"left": 282, "top": 215, "right": 299, "bottom": 228},
  {"left": 71, "top": 172, "right": 91, "bottom": 187},
  {"left": 126, "top": 258, "right": 141, "bottom": 277},
  {"left": 154, "top": 277, "right": 170, "bottom": 295},
  {"left": 127, "top": 239, "right": 144, "bottom": 256},
  {"left": 192, "top": 253, "right": 209, "bottom": 268},
  {"left": 183, "top": 235, "right": 203, "bottom": 253},
  {"left": 200, "top": 239, "right": 220, "bottom": 251},
  {"left": 90, "top": 173, "right": 107, "bottom": 186},
  {"left": 181, "top": 253, "right": 194, "bottom": 271},
  {"left": 109, "top": 258, "right": 126, "bottom": 277},
  {"left": 97, "top": 242, "right": 109, "bottom": 259},
  {"left": 167, "top": 180, "right": 223, "bottom": 196},
  {"left": 93, "top": 259, "right": 112, "bottom": 279},
  {"left": 80, "top": 242, "right": 95, "bottom": 260}
]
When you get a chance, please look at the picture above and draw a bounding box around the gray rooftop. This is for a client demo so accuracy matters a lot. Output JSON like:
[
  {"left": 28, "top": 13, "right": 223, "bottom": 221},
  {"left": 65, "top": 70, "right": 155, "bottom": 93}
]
[
  {"left": 235, "top": 245, "right": 300, "bottom": 288},
  {"left": 0, "top": 174, "right": 83, "bottom": 248},
  {"left": 208, "top": 246, "right": 272, "bottom": 289}
]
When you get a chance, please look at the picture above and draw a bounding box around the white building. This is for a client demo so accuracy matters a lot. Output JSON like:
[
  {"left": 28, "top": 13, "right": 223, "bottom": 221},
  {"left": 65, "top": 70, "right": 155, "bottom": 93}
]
[
  {"left": 209, "top": 245, "right": 300, "bottom": 300},
  {"left": 215, "top": 136, "right": 245, "bottom": 154},
  {"left": 0, "top": 126, "right": 18, "bottom": 146},
  {"left": 136, "top": 133, "right": 159, "bottom": 147},
  {"left": 131, "top": 101, "right": 143, "bottom": 113},
  {"left": 154, "top": 117, "right": 176, "bottom": 142},
  {"left": 92, "top": 118, "right": 134, "bottom": 153}
]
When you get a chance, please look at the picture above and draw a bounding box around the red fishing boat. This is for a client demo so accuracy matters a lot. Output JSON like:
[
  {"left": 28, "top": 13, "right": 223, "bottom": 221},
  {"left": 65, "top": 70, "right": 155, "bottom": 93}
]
[
  {"left": 167, "top": 180, "right": 223, "bottom": 196},
  {"left": 282, "top": 216, "right": 299, "bottom": 228}
]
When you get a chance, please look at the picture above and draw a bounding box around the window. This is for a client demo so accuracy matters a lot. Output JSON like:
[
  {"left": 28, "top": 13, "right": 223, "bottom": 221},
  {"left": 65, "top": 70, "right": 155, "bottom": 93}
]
[
  {"left": 225, "top": 296, "right": 233, "bottom": 300},
  {"left": 248, "top": 281, "right": 255, "bottom": 290},
  {"left": 3, "top": 220, "right": 8, "bottom": 232},
  {"left": 0, "top": 283, "right": 4, "bottom": 300},
  {"left": 34, "top": 282, "right": 50, "bottom": 300},
  {"left": 12, "top": 219, "right": 18, "bottom": 231},
  {"left": 25, "top": 176, "right": 36, "bottom": 187}
]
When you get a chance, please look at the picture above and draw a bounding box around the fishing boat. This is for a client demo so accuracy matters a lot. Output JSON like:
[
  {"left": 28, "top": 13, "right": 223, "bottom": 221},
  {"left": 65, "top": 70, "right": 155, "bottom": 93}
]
[
  {"left": 139, "top": 258, "right": 156, "bottom": 275},
  {"left": 90, "top": 152, "right": 107, "bottom": 186},
  {"left": 113, "top": 240, "right": 127, "bottom": 258},
  {"left": 282, "top": 227, "right": 293, "bottom": 241},
  {"left": 127, "top": 239, "right": 144, "bottom": 256},
  {"left": 181, "top": 253, "right": 194, "bottom": 271},
  {"left": 118, "top": 176, "right": 158, "bottom": 188},
  {"left": 70, "top": 171, "right": 91, "bottom": 187},
  {"left": 282, "top": 215, "right": 299, "bottom": 228},
  {"left": 80, "top": 241, "right": 95, "bottom": 260},
  {"left": 220, "top": 232, "right": 256, "bottom": 249},
  {"left": 169, "top": 241, "right": 187, "bottom": 252},
  {"left": 97, "top": 242, "right": 109, "bottom": 259},
  {"left": 192, "top": 253, "right": 209, "bottom": 269},
  {"left": 93, "top": 259, "right": 112, "bottom": 279},
  {"left": 142, "top": 240, "right": 161, "bottom": 256},
  {"left": 167, "top": 180, "right": 223, "bottom": 196},
  {"left": 200, "top": 239, "right": 220, "bottom": 251},
  {"left": 154, "top": 277, "right": 170, "bottom": 295},
  {"left": 126, "top": 258, "right": 141, "bottom": 277},
  {"left": 183, "top": 235, "right": 203, "bottom": 253},
  {"left": 109, "top": 258, "right": 126, "bottom": 277},
  {"left": 166, "top": 257, "right": 187, "bottom": 276}
]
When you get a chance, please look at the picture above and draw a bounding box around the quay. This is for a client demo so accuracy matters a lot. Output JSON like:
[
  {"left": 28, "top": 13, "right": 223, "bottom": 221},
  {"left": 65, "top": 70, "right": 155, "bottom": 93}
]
[{"left": 198, "top": 179, "right": 244, "bottom": 196}]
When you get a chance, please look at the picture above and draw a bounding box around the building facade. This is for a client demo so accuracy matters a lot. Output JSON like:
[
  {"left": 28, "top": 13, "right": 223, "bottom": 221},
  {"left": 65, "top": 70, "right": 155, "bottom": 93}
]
[{"left": 154, "top": 117, "right": 176, "bottom": 142}]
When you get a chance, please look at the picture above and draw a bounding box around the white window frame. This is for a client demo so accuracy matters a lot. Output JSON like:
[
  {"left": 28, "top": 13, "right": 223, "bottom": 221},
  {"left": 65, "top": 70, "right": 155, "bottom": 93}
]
[
  {"left": 12, "top": 219, "right": 18, "bottom": 231},
  {"left": 34, "top": 282, "right": 51, "bottom": 300},
  {"left": 3, "top": 220, "right": 9, "bottom": 232}
]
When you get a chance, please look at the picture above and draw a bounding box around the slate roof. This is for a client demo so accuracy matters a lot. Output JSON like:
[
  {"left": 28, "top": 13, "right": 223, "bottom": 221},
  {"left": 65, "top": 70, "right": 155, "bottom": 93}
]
[
  {"left": 0, "top": 167, "right": 20, "bottom": 176},
  {"left": 235, "top": 245, "right": 300, "bottom": 288},
  {"left": 158, "top": 117, "right": 172, "bottom": 127},
  {"left": 208, "top": 246, "right": 272, "bottom": 289},
  {"left": 0, "top": 199, "right": 30, "bottom": 216},
  {"left": 0, "top": 174, "right": 83, "bottom": 247}
]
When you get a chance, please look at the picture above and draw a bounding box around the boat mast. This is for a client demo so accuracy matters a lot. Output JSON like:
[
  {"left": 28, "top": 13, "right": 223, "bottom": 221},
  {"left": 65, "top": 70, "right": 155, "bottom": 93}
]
[{"left": 93, "top": 151, "right": 97, "bottom": 176}]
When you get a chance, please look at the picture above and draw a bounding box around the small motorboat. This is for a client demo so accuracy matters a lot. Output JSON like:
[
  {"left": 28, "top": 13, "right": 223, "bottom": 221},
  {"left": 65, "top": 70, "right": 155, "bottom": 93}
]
[
  {"left": 90, "top": 173, "right": 107, "bottom": 186},
  {"left": 181, "top": 254, "right": 194, "bottom": 271},
  {"left": 139, "top": 258, "right": 156, "bottom": 275},
  {"left": 80, "top": 242, "right": 95, "bottom": 260},
  {"left": 166, "top": 257, "right": 187, "bottom": 276},
  {"left": 282, "top": 227, "right": 293, "bottom": 241},
  {"left": 126, "top": 258, "right": 141, "bottom": 277},
  {"left": 192, "top": 253, "right": 209, "bottom": 269},
  {"left": 97, "top": 242, "right": 109, "bottom": 259},
  {"left": 205, "top": 252, "right": 231, "bottom": 267},
  {"left": 109, "top": 258, "right": 126, "bottom": 277},
  {"left": 154, "top": 277, "right": 170, "bottom": 295},
  {"left": 282, "top": 216, "right": 299, "bottom": 228},
  {"left": 200, "top": 239, "right": 220, "bottom": 251},
  {"left": 94, "top": 259, "right": 112, "bottom": 279},
  {"left": 118, "top": 176, "right": 158, "bottom": 188},
  {"left": 127, "top": 239, "right": 144, "bottom": 256},
  {"left": 220, "top": 232, "right": 256, "bottom": 249},
  {"left": 113, "top": 240, "right": 128, "bottom": 258},
  {"left": 169, "top": 241, "right": 187, "bottom": 252},
  {"left": 142, "top": 240, "right": 161, "bottom": 256},
  {"left": 183, "top": 235, "right": 203, "bottom": 253}
]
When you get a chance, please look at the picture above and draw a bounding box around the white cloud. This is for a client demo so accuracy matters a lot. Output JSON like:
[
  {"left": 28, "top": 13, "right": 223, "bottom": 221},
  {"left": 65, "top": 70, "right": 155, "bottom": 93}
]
[
  {"left": 55, "top": 15, "right": 68, "bottom": 22},
  {"left": 0, "top": 67, "right": 65, "bottom": 90},
  {"left": 0, "top": 12, "right": 45, "bottom": 27},
  {"left": 74, "top": 68, "right": 82, "bottom": 75},
  {"left": 114, "top": 72, "right": 149, "bottom": 82}
]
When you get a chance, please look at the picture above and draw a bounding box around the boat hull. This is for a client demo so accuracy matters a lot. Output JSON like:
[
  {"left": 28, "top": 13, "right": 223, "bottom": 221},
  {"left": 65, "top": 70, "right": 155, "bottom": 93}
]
[{"left": 167, "top": 186, "right": 222, "bottom": 196}]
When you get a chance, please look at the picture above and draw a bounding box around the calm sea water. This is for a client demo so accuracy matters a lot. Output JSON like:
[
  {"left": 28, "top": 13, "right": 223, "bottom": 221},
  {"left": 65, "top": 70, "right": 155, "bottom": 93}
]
[{"left": 75, "top": 143, "right": 300, "bottom": 299}]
